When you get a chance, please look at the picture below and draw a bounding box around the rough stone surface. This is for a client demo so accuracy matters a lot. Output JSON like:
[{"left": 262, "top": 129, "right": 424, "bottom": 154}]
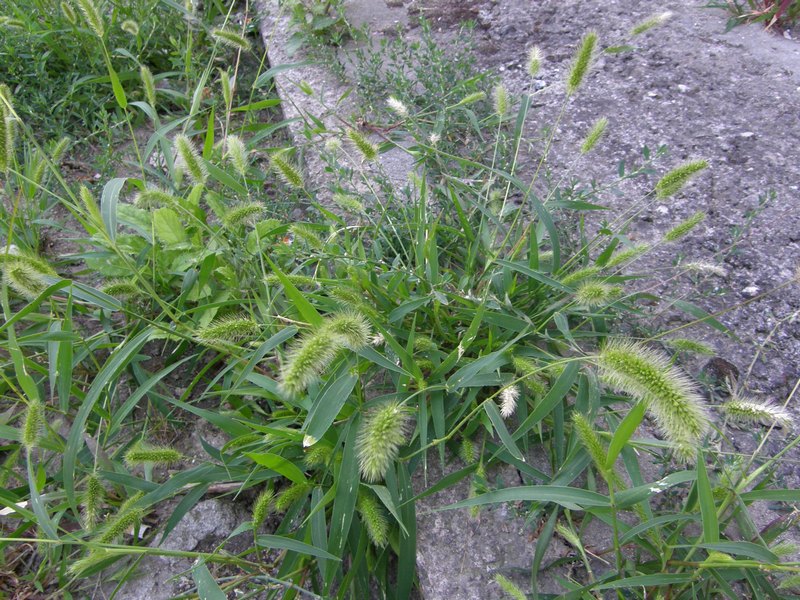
[{"left": 109, "top": 498, "right": 249, "bottom": 600}]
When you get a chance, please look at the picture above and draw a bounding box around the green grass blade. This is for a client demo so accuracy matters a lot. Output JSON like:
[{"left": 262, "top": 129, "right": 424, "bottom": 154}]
[
  {"left": 192, "top": 561, "right": 227, "bottom": 600},
  {"left": 697, "top": 451, "right": 719, "bottom": 543},
  {"left": 605, "top": 401, "right": 645, "bottom": 470}
]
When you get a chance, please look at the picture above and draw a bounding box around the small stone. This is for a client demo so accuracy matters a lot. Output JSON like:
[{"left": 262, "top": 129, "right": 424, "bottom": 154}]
[
  {"left": 739, "top": 131, "right": 755, "bottom": 139},
  {"left": 677, "top": 84, "right": 689, "bottom": 93},
  {"left": 742, "top": 285, "right": 760, "bottom": 297},
  {"left": 656, "top": 204, "right": 669, "bottom": 215}
]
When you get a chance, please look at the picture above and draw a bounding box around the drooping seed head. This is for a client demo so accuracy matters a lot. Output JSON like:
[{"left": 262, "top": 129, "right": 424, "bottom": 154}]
[
  {"left": 386, "top": 96, "right": 408, "bottom": 118},
  {"left": 566, "top": 32, "right": 598, "bottom": 96},
  {"left": 560, "top": 265, "right": 601, "bottom": 287},
  {"left": 274, "top": 482, "right": 310, "bottom": 513},
  {"left": 499, "top": 385, "right": 520, "bottom": 418},
  {"left": 324, "top": 312, "right": 371, "bottom": 351},
  {"left": 495, "top": 574, "right": 527, "bottom": 600},
  {"left": 222, "top": 202, "right": 264, "bottom": 229},
  {"left": 331, "top": 193, "right": 364, "bottom": 213},
  {"left": 196, "top": 315, "right": 260, "bottom": 345},
  {"left": 663, "top": 211, "right": 705, "bottom": 242},
  {"left": 174, "top": 133, "right": 208, "bottom": 185},
  {"left": 121, "top": 19, "right": 139, "bottom": 36},
  {"left": 681, "top": 261, "right": 727, "bottom": 277},
  {"left": 279, "top": 329, "right": 342, "bottom": 396},
  {"left": 270, "top": 152, "right": 304, "bottom": 189},
  {"left": 575, "top": 281, "right": 620, "bottom": 307},
  {"left": 459, "top": 436, "right": 476, "bottom": 464},
  {"left": 124, "top": 440, "right": 183, "bottom": 467},
  {"left": 655, "top": 160, "right": 708, "bottom": 198},
  {"left": 454, "top": 91, "right": 486, "bottom": 107},
  {"left": 3, "top": 258, "right": 54, "bottom": 300},
  {"left": 580, "top": 117, "right": 608, "bottom": 154},
  {"left": 605, "top": 243, "right": 650, "bottom": 268},
  {"left": 720, "top": 396, "right": 793, "bottom": 429},
  {"left": 572, "top": 412, "right": 608, "bottom": 473},
  {"left": 211, "top": 28, "right": 251, "bottom": 52},
  {"left": 95, "top": 492, "right": 145, "bottom": 544},
  {"left": 346, "top": 129, "right": 379, "bottom": 162},
  {"left": 100, "top": 279, "right": 141, "bottom": 300},
  {"left": 357, "top": 491, "right": 389, "bottom": 547},
  {"left": 134, "top": 187, "right": 178, "bottom": 210},
  {"left": 664, "top": 338, "right": 715, "bottom": 356},
  {"left": 219, "top": 69, "right": 233, "bottom": 107},
  {"left": 631, "top": 11, "right": 673, "bottom": 36},
  {"left": 356, "top": 401, "right": 411, "bottom": 482},
  {"left": 597, "top": 338, "right": 710, "bottom": 462}
]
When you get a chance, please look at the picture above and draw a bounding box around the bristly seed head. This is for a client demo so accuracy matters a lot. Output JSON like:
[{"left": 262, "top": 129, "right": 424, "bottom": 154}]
[
  {"left": 270, "top": 152, "right": 304, "bottom": 189},
  {"left": 527, "top": 46, "right": 543, "bottom": 77},
  {"left": 493, "top": 84, "right": 508, "bottom": 116},
  {"left": 357, "top": 492, "right": 389, "bottom": 548},
  {"left": 655, "top": 160, "right": 708, "bottom": 198},
  {"left": 75, "top": 0, "right": 105, "bottom": 37},
  {"left": 386, "top": 96, "right": 408, "bottom": 118},
  {"left": 596, "top": 338, "right": 710, "bottom": 462},
  {"left": 720, "top": 396, "right": 793, "bottom": 429},
  {"left": 324, "top": 312, "right": 371, "bottom": 351},
  {"left": 566, "top": 32, "right": 598, "bottom": 96},
  {"left": 196, "top": 315, "right": 260, "bottom": 345},
  {"left": 356, "top": 401, "right": 411, "bottom": 482},
  {"left": 251, "top": 488, "right": 274, "bottom": 527},
  {"left": 575, "top": 281, "right": 621, "bottom": 307},
  {"left": 174, "top": 133, "right": 208, "bottom": 185},
  {"left": 211, "top": 28, "right": 251, "bottom": 52},
  {"left": 222, "top": 202, "right": 265, "bottom": 229},
  {"left": 21, "top": 399, "right": 44, "bottom": 451},
  {"left": 279, "top": 329, "right": 341, "bottom": 397},
  {"left": 499, "top": 385, "right": 519, "bottom": 418},
  {"left": 580, "top": 117, "right": 608, "bottom": 154},
  {"left": 225, "top": 134, "right": 249, "bottom": 176},
  {"left": 346, "top": 129, "right": 379, "bottom": 162},
  {"left": 631, "top": 11, "right": 673, "bottom": 36},
  {"left": 663, "top": 211, "right": 706, "bottom": 242},
  {"left": 124, "top": 440, "right": 183, "bottom": 466}
]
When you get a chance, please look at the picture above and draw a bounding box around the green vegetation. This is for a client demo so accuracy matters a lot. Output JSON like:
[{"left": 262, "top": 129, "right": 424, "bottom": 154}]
[
  {"left": 708, "top": 0, "right": 800, "bottom": 31},
  {"left": 1, "top": 2, "right": 799, "bottom": 598}
]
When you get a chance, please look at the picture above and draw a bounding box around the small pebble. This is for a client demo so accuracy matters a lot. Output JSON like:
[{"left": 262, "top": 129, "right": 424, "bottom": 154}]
[{"left": 742, "top": 285, "right": 760, "bottom": 297}]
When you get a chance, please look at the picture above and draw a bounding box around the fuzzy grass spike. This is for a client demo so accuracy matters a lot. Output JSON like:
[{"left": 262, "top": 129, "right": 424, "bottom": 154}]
[
  {"left": 597, "top": 339, "right": 710, "bottom": 462},
  {"left": 357, "top": 402, "right": 410, "bottom": 482}
]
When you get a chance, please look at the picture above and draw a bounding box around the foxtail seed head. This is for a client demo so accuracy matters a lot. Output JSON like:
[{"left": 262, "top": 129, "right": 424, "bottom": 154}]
[
  {"left": 279, "top": 329, "right": 341, "bottom": 396},
  {"left": 223, "top": 202, "right": 264, "bottom": 229},
  {"left": 663, "top": 211, "right": 705, "bottom": 242},
  {"left": 681, "top": 261, "right": 727, "bottom": 277},
  {"left": 499, "top": 385, "right": 519, "bottom": 418},
  {"left": 324, "top": 312, "right": 371, "bottom": 350},
  {"left": 357, "top": 492, "right": 389, "bottom": 547},
  {"left": 580, "top": 117, "right": 608, "bottom": 154},
  {"left": 387, "top": 96, "right": 408, "bottom": 118},
  {"left": 664, "top": 338, "right": 715, "bottom": 356},
  {"left": 135, "top": 187, "right": 178, "bottom": 209},
  {"left": 225, "top": 135, "right": 248, "bottom": 176},
  {"left": 346, "top": 129, "right": 379, "bottom": 162},
  {"left": 356, "top": 402, "right": 411, "bottom": 482},
  {"left": 605, "top": 243, "right": 650, "bottom": 268},
  {"left": 3, "top": 256, "right": 55, "bottom": 300},
  {"left": 75, "top": 0, "right": 104, "bottom": 37},
  {"left": 631, "top": 11, "right": 673, "bottom": 36},
  {"left": 459, "top": 436, "right": 476, "bottom": 464},
  {"left": 572, "top": 412, "right": 607, "bottom": 473},
  {"left": 252, "top": 488, "right": 274, "bottom": 527},
  {"left": 100, "top": 279, "right": 141, "bottom": 299},
  {"left": 121, "top": 19, "right": 139, "bottom": 36},
  {"left": 219, "top": 69, "right": 233, "bottom": 108},
  {"left": 455, "top": 91, "right": 486, "bottom": 107},
  {"left": 140, "top": 65, "right": 156, "bottom": 107},
  {"left": 274, "top": 483, "right": 310, "bottom": 513},
  {"left": 331, "top": 192, "right": 364, "bottom": 213},
  {"left": 720, "top": 396, "right": 793, "bottom": 429},
  {"left": 61, "top": 1, "right": 77, "bottom": 25},
  {"left": 211, "top": 28, "right": 251, "bottom": 51},
  {"left": 655, "top": 160, "right": 708, "bottom": 198},
  {"left": 560, "top": 265, "right": 601, "bottom": 287},
  {"left": 493, "top": 84, "right": 508, "bottom": 116},
  {"left": 174, "top": 134, "right": 207, "bottom": 185},
  {"left": 196, "top": 315, "right": 260, "bottom": 345},
  {"left": 82, "top": 472, "right": 105, "bottom": 530},
  {"left": 597, "top": 339, "right": 710, "bottom": 462},
  {"left": 566, "top": 32, "right": 597, "bottom": 96},
  {"left": 527, "top": 46, "right": 543, "bottom": 77},
  {"left": 21, "top": 399, "right": 44, "bottom": 451},
  {"left": 575, "top": 281, "right": 620, "bottom": 307},
  {"left": 270, "top": 152, "right": 304, "bottom": 189},
  {"left": 495, "top": 574, "right": 527, "bottom": 600},
  {"left": 124, "top": 440, "right": 183, "bottom": 467},
  {"left": 96, "top": 492, "right": 145, "bottom": 544}
]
